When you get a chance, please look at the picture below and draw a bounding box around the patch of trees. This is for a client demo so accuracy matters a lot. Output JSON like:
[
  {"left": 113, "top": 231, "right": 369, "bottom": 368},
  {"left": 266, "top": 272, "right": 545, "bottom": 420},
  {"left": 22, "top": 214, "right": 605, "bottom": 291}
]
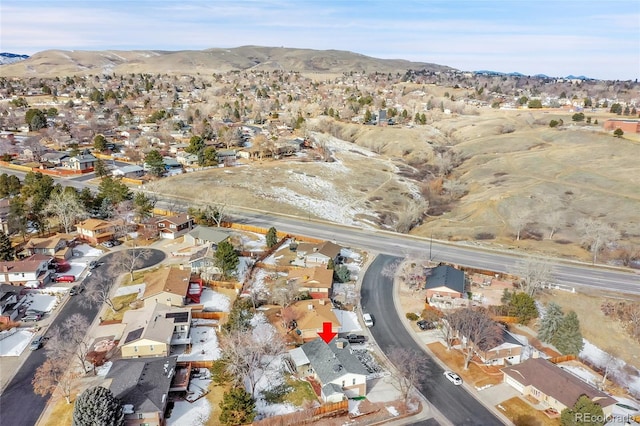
[
  {"left": 444, "top": 307, "right": 502, "bottom": 369},
  {"left": 0, "top": 231, "right": 15, "bottom": 261},
  {"left": 538, "top": 302, "right": 584, "bottom": 355},
  {"left": 72, "top": 386, "right": 125, "bottom": 426},
  {"left": 494, "top": 290, "right": 538, "bottom": 324},
  {"left": 560, "top": 394, "right": 605, "bottom": 426},
  {"left": 600, "top": 301, "right": 640, "bottom": 342}
]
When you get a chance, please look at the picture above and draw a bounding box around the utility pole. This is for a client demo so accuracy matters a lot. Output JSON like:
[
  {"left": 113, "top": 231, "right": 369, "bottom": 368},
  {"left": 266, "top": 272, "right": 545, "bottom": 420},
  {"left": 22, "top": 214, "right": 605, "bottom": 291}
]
[{"left": 429, "top": 233, "right": 433, "bottom": 261}]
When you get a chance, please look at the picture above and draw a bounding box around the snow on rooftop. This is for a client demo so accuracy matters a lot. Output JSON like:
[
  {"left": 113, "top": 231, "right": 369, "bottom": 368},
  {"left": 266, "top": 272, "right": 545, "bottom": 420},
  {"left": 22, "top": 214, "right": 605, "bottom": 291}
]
[
  {"left": 114, "top": 283, "right": 145, "bottom": 297},
  {"left": 334, "top": 310, "right": 362, "bottom": 333}
]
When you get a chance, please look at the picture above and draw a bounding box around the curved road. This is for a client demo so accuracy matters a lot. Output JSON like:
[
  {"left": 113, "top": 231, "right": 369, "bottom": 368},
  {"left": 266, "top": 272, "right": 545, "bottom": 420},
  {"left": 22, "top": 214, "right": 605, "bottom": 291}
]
[
  {"left": 0, "top": 249, "right": 165, "bottom": 426},
  {"left": 362, "top": 254, "right": 504, "bottom": 426}
]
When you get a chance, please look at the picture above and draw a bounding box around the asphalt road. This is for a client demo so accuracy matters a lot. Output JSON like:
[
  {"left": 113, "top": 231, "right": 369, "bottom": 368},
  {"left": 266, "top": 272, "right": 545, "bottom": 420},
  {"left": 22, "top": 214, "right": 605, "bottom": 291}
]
[
  {"left": 2, "top": 166, "right": 638, "bottom": 295},
  {"left": 0, "top": 249, "right": 165, "bottom": 426},
  {"left": 362, "top": 254, "right": 503, "bottom": 426}
]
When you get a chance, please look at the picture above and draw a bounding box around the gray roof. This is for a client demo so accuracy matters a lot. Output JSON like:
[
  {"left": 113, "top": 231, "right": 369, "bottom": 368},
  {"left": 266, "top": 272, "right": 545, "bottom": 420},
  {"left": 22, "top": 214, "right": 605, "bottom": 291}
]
[
  {"left": 107, "top": 356, "right": 176, "bottom": 415},
  {"left": 322, "top": 383, "right": 344, "bottom": 397},
  {"left": 115, "top": 165, "right": 144, "bottom": 174},
  {"left": 425, "top": 265, "right": 466, "bottom": 294},
  {"left": 187, "top": 225, "right": 230, "bottom": 245},
  {"left": 301, "top": 338, "right": 368, "bottom": 384}
]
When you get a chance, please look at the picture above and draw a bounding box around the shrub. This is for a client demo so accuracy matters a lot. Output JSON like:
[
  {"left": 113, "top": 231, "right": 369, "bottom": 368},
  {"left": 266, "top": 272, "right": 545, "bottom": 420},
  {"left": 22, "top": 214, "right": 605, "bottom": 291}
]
[{"left": 406, "top": 312, "right": 420, "bottom": 321}]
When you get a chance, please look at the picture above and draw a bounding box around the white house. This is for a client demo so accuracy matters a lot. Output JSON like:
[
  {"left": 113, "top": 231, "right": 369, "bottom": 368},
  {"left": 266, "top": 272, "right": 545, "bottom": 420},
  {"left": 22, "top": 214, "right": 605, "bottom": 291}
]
[{"left": 0, "top": 254, "right": 52, "bottom": 286}]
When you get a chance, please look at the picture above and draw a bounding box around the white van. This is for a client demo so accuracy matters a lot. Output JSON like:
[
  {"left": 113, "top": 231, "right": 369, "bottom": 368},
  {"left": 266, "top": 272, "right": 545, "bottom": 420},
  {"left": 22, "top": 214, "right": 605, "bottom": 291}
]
[{"left": 363, "top": 313, "right": 374, "bottom": 327}]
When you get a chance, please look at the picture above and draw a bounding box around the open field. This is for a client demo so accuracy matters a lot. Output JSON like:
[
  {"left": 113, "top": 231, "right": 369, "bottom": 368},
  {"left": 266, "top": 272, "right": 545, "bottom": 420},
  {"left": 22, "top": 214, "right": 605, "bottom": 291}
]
[
  {"left": 537, "top": 289, "right": 640, "bottom": 368},
  {"left": 156, "top": 108, "right": 640, "bottom": 264}
]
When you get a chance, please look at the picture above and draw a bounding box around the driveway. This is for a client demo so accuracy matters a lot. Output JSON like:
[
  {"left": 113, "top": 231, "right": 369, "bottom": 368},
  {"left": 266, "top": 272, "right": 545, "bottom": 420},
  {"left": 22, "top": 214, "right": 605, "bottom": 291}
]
[
  {"left": 0, "top": 249, "right": 165, "bottom": 426},
  {"left": 361, "top": 254, "right": 504, "bottom": 426}
]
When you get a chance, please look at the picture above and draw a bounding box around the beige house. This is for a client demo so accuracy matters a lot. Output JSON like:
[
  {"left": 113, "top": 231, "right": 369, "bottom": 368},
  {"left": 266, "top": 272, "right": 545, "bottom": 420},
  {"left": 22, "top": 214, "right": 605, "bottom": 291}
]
[
  {"left": 288, "top": 266, "right": 334, "bottom": 299},
  {"left": 502, "top": 358, "right": 617, "bottom": 416},
  {"left": 76, "top": 218, "right": 118, "bottom": 244},
  {"left": 141, "top": 267, "right": 193, "bottom": 307},
  {"left": 120, "top": 302, "right": 191, "bottom": 359},
  {"left": 23, "top": 235, "right": 72, "bottom": 260},
  {"left": 289, "top": 298, "right": 340, "bottom": 341}
]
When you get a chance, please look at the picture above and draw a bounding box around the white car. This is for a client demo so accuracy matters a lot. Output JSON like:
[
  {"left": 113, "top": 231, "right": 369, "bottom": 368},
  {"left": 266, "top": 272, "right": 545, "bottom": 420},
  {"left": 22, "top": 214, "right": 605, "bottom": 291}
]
[
  {"left": 443, "top": 371, "right": 462, "bottom": 385},
  {"left": 363, "top": 313, "right": 374, "bottom": 327}
]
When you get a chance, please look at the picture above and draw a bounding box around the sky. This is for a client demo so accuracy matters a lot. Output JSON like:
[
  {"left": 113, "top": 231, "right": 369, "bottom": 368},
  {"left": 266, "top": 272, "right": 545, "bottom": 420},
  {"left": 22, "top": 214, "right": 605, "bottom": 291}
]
[{"left": 1, "top": 0, "right": 639, "bottom": 80}]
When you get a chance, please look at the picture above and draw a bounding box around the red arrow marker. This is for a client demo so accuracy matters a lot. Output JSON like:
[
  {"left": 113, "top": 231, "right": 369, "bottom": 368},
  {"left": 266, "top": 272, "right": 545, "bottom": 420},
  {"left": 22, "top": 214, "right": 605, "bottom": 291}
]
[{"left": 318, "top": 322, "right": 337, "bottom": 343}]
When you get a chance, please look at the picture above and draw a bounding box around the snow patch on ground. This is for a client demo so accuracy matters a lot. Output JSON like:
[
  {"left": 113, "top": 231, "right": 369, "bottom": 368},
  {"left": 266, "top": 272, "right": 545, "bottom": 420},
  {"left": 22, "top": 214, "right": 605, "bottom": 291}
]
[
  {"left": 334, "top": 310, "right": 362, "bottom": 333},
  {"left": 237, "top": 257, "right": 254, "bottom": 284},
  {"left": 114, "top": 284, "right": 145, "bottom": 297},
  {"left": 262, "top": 254, "right": 283, "bottom": 266},
  {"left": 199, "top": 288, "right": 231, "bottom": 312},
  {"left": 96, "top": 361, "right": 113, "bottom": 377},
  {"left": 237, "top": 232, "right": 266, "bottom": 251},
  {"left": 559, "top": 365, "right": 599, "bottom": 387},
  {"left": 20, "top": 293, "right": 57, "bottom": 312},
  {"left": 71, "top": 244, "right": 103, "bottom": 257},
  {"left": 168, "top": 396, "right": 211, "bottom": 426},
  {"left": 0, "top": 329, "right": 34, "bottom": 356},
  {"left": 386, "top": 406, "right": 399, "bottom": 417},
  {"left": 580, "top": 339, "right": 640, "bottom": 397},
  {"left": 176, "top": 326, "right": 220, "bottom": 361}
]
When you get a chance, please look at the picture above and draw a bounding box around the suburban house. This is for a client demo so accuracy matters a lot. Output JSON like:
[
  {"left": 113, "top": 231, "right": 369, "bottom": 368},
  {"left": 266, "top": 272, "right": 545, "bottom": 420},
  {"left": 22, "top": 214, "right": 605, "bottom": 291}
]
[
  {"left": 23, "top": 235, "right": 72, "bottom": 260},
  {"left": 424, "top": 265, "right": 467, "bottom": 303},
  {"left": 0, "top": 284, "right": 21, "bottom": 323},
  {"left": 41, "top": 151, "right": 70, "bottom": 166},
  {"left": 470, "top": 327, "right": 525, "bottom": 366},
  {"left": 175, "top": 151, "right": 198, "bottom": 166},
  {"left": 188, "top": 247, "right": 219, "bottom": 281},
  {"left": 0, "top": 254, "right": 52, "bottom": 286},
  {"left": 502, "top": 357, "right": 617, "bottom": 416},
  {"left": 289, "top": 298, "right": 340, "bottom": 341},
  {"left": 156, "top": 214, "right": 195, "bottom": 240},
  {"left": 120, "top": 302, "right": 191, "bottom": 358},
  {"left": 289, "top": 338, "right": 368, "bottom": 403},
  {"left": 63, "top": 153, "right": 97, "bottom": 171},
  {"left": 141, "top": 266, "right": 193, "bottom": 307},
  {"left": 112, "top": 164, "right": 145, "bottom": 178},
  {"left": 184, "top": 225, "right": 230, "bottom": 247},
  {"left": 288, "top": 266, "right": 334, "bottom": 299},
  {"left": 76, "top": 218, "right": 118, "bottom": 244},
  {"left": 295, "top": 241, "right": 343, "bottom": 267},
  {"left": 106, "top": 356, "right": 177, "bottom": 426}
]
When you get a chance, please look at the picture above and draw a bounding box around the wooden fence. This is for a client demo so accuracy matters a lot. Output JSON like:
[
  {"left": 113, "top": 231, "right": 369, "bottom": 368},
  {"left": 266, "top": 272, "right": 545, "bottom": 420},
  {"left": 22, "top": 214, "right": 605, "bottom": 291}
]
[
  {"left": 189, "top": 360, "right": 214, "bottom": 369},
  {"left": 548, "top": 354, "right": 576, "bottom": 364},
  {"left": 491, "top": 316, "right": 519, "bottom": 324},
  {"left": 192, "top": 311, "right": 228, "bottom": 321},
  {"left": 251, "top": 399, "right": 348, "bottom": 425}
]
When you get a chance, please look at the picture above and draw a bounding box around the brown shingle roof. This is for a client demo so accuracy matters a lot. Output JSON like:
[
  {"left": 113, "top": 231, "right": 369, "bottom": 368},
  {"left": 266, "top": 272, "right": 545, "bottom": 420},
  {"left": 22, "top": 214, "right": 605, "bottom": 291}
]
[
  {"left": 501, "top": 358, "right": 616, "bottom": 409},
  {"left": 290, "top": 298, "right": 339, "bottom": 331},
  {"left": 142, "top": 267, "right": 192, "bottom": 299},
  {"left": 288, "top": 267, "right": 333, "bottom": 289}
]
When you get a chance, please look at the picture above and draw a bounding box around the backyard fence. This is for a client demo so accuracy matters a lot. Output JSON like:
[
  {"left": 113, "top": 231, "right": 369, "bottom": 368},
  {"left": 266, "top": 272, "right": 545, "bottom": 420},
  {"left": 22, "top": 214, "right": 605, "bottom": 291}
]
[{"left": 548, "top": 354, "right": 576, "bottom": 364}]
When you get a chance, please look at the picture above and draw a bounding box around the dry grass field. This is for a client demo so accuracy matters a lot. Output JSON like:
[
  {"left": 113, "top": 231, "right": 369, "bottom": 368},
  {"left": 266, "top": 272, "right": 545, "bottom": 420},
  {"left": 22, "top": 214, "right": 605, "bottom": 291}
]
[{"left": 157, "top": 108, "right": 640, "bottom": 263}]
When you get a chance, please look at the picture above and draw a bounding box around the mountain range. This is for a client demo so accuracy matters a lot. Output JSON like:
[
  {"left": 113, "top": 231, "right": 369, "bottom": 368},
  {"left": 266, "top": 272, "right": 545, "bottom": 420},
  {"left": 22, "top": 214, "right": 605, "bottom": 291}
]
[
  {"left": 0, "top": 46, "right": 453, "bottom": 77},
  {"left": 0, "top": 52, "right": 30, "bottom": 66}
]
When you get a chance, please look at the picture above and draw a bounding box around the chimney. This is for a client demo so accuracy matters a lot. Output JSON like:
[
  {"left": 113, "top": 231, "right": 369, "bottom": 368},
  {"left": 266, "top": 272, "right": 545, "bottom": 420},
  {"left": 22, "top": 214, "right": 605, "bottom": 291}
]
[
  {"left": 532, "top": 350, "right": 539, "bottom": 359},
  {"left": 308, "top": 304, "right": 314, "bottom": 310},
  {"left": 318, "top": 299, "right": 326, "bottom": 305},
  {"left": 336, "top": 340, "right": 344, "bottom": 349}
]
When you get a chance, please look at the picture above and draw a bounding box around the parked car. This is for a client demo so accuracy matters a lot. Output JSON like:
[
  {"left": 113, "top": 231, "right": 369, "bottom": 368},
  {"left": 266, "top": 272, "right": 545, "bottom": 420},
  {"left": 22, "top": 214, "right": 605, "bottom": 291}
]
[
  {"left": 346, "top": 334, "right": 366, "bottom": 344},
  {"left": 101, "top": 240, "right": 114, "bottom": 248},
  {"left": 30, "top": 336, "right": 45, "bottom": 351},
  {"left": 22, "top": 314, "right": 42, "bottom": 322},
  {"left": 88, "top": 261, "right": 102, "bottom": 270},
  {"left": 54, "top": 274, "right": 75, "bottom": 283},
  {"left": 363, "top": 313, "right": 374, "bottom": 327},
  {"left": 55, "top": 261, "right": 71, "bottom": 273},
  {"left": 25, "top": 309, "right": 45, "bottom": 317},
  {"left": 417, "top": 320, "right": 436, "bottom": 330},
  {"left": 69, "top": 285, "right": 85, "bottom": 296},
  {"left": 443, "top": 371, "right": 462, "bottom": 385}
]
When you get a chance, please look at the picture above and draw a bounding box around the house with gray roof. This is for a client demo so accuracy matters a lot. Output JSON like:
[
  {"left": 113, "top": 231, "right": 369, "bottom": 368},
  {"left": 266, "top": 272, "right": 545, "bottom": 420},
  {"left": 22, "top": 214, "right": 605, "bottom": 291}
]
[
  {"left": 424, "top": 265, "right": 466, "bottom": 300},
  {"left": 112, "top": 164, "right": 144, "bottom": 178},
  {"left": 106, "top": 356, "right": 177, "bottom": 425},
  {"left": 289, "top": 338, "right": 368, "bottom": 402},
  {"left": 184, "top": 225, "right": 230, "bottom": 247}
]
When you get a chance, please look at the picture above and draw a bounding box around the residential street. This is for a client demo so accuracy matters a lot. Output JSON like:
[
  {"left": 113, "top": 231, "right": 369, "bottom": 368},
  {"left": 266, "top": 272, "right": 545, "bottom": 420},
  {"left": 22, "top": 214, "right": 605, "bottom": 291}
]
[
  {"left": 361, "top": 254, "right": 504, "bottom": 426},
  {"left": 0, "top": 249, "right": 165, "bottom": 426}
]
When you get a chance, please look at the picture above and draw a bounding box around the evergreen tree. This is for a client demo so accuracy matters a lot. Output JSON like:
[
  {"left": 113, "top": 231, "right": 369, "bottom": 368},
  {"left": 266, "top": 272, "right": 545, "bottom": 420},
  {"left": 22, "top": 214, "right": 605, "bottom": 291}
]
[
  {"left": 613, "top": 128, "right": 624, "bottom": 138},
  {"left": 144, "top": 150, "right": 165, "bottom": 177},
  {"left": 265, "top": 227, "right": 278, "bottom": 248},
  {"left": 93, "top": 134, "right": 107, "bottom": 152},
  {"left": 215, "top": 241, "right": 239, "bottom": 278},
  {"left": 0, "top": 231, "right": 15, "bottom": 261},
  {"left": 72, "top": 386, "right": 124, "bottom": 426},
  {"left": 133, "top": 192, "right": 154, "bottom": 221},
  {"left": 25, "top": 109, "right": 47, "bottom": 131},
  {"left": 218, "top": 387, "right": 256, "bottom": 425},
  {"left": 560, "top": 394, "right": 605, "bottom": 426},
  {"left": 538, "top": 302, "right": 564, "bottom": 343},
  {"left": 553, "top": 311, "right": 584, "bottom": 355},
  {"left": 505, "top": 291, "right": 538, "bottom": 324},
  {"left": 93, "top": 158, "right": 108, "bottom": 178},
  {"left": 98, "top": 177, "right": 132, "bottom": 204},
  {"left": 333, "top": 265, "right": 350, "bottom": 283},
  {"left": 327, "top": 258, "right": 335, "bottom": 270}
]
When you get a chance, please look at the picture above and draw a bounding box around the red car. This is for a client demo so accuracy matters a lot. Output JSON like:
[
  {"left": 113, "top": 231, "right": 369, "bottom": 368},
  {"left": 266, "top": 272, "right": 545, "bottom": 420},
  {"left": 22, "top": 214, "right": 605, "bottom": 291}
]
[{"left": 54, "top": 274, "right": 75, "bottom": 283}]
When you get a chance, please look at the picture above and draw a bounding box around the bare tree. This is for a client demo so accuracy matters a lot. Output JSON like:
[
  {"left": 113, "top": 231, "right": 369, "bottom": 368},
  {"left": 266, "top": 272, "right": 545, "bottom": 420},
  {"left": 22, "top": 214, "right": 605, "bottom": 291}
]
[
  {"left": 541, "top": 208, "right": 564, "bottom": 240},
  {"left": 220, "top": 326, "right": 287, "bottom": 398},
  {"left": 82, "top": 275, "right": 119, "bottom": 313},
  {"left": 600, "top": 347, "right": 622, "bottom": 389},
  {"left": 381, "top": 259, "right": 401, "bottom": 279},
  {"left": 44, "top": 190, "right": 88, "bottom": 233},
  {"left": 113, "top": 248, "right": 152, "bottom": 281},
  {"left": 271, "top": 279, "right": 300, "bottom": 307},
  {"left": 446, "top": 308, "right": 502, "bottom": 369},
  {"left": 576, "top": 218, "right": 619, "bottom": 264},
  {"left": 394, "top": 198, "right": 428, "bottom": 233},
  {"left": 387, "top": 347, "right": 426, "bottom": 409},
  {"left": 280, "top": 306, "right": 302, "bottom": 329},
  {"left": 515, "top": 256, "right": 553, "bottom": 297},
  {"left": 45, "top": 313, "right": 92, "bottom": 373},
  {"left": 440, "top": 317, "right": 457, "bottom": 350},
  {"left": 507, "top": 209, "right": 531, "bottom": 241},
  {"left": 32, "top": 358, "right": 79, "bottom": 403}
]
